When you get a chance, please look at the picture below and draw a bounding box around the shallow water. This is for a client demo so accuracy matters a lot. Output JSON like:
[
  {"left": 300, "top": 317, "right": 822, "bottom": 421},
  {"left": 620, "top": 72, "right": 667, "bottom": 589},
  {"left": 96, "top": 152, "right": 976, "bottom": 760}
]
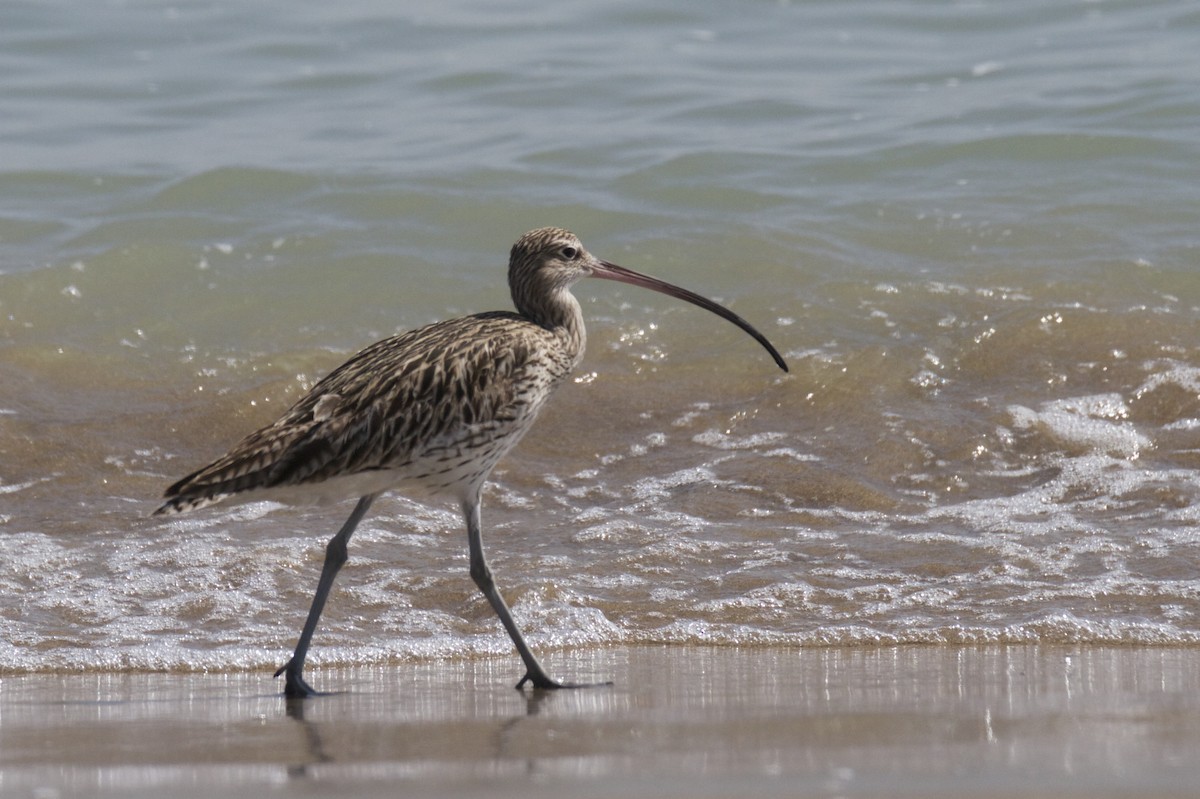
[{"left": 2, "top": 0, "right": 1200, "bottom": 673}]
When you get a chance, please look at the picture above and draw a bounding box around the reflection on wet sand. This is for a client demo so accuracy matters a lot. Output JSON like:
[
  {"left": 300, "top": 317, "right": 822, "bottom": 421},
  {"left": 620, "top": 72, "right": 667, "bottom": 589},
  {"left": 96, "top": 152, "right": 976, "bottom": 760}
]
[{"left": 5, "top": 646, "right": 1191, "bottom": 797}]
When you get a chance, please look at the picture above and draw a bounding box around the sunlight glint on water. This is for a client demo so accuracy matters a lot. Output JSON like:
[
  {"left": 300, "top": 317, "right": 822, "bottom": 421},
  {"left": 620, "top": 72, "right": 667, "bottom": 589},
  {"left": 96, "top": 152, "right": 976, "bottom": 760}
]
[{"left": 2, "top": 0, "right": 1200, "bottom": 673}]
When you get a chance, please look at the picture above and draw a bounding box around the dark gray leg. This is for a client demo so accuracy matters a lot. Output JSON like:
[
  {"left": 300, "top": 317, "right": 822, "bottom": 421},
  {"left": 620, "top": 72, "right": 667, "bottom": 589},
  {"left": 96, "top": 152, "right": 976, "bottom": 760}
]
[
  {"left": 462, "top": 494, "right": 605, "bottom": 690},
  {"left": 462, "top": 495, "right": 561, "bottom": 688},
  {"left": 275, "top": 493, "right": 377, "bottom": 698}
]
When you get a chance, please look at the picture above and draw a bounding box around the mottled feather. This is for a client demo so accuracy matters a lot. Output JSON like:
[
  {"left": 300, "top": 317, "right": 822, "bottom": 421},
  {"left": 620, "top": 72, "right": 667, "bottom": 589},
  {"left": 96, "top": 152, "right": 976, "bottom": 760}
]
[{"left": 156, "top": 310, "right": 579, "bottom": 514}]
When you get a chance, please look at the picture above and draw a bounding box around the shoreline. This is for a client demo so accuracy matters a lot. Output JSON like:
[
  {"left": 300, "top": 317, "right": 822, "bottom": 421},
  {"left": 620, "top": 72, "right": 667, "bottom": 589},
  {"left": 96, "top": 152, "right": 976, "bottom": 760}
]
[{"left": 3, "top": 644, "right": 1199, "bottom": 798}]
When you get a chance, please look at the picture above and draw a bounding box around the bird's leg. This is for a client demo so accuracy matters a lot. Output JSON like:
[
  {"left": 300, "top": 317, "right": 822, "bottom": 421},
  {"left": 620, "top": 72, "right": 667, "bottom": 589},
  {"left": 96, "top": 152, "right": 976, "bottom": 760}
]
[
  {"left": 462, "top": 496, "right": 579, "bottom": 690},
  {"left": 275, "top": 493, "right": 377, "bottom": 698}
]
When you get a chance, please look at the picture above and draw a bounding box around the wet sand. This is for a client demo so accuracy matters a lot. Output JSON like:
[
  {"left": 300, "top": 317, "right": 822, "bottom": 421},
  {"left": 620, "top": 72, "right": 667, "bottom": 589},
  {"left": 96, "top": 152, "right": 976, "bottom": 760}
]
[{"left": 2, "top": 645, "right": 1199, "bottom": 798}]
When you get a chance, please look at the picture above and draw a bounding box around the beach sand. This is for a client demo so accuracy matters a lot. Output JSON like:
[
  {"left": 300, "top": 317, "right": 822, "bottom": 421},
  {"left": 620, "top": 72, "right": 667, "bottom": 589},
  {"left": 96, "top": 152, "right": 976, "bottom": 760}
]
[{"left": 2, "top": 645, "right": 1199, "bottom": 798}]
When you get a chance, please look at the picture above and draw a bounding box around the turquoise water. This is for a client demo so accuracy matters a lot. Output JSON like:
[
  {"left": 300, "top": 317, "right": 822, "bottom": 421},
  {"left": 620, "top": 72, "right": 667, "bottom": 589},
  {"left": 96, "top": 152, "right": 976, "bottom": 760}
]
[{"left": 2, "top": 0, "right": 1200, "bottom": 674}]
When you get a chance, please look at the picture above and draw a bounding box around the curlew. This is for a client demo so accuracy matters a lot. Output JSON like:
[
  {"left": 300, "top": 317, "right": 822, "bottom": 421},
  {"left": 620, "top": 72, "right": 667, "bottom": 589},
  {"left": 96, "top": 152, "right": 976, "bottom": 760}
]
[{"left": 155, "top": 227, "right": 788, "bottom": 697}]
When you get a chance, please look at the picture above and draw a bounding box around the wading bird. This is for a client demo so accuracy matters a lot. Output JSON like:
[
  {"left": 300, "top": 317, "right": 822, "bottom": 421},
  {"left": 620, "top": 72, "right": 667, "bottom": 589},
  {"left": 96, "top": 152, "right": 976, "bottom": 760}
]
[{"left": 155, "top": 227, "right": 787, "bottom": 697}]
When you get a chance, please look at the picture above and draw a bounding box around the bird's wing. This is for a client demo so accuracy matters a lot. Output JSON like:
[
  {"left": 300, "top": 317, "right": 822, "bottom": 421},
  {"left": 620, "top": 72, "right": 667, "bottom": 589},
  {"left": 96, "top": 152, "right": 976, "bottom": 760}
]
[{"left": 156, "top": 312, "right": 562, "bottom": 514}]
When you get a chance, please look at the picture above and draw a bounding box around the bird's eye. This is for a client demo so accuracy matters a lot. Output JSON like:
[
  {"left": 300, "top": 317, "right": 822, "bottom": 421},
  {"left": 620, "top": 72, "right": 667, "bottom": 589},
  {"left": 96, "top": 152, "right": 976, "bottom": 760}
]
[{"left": 561, "top": 246, "right": 578, "bottom": 260}]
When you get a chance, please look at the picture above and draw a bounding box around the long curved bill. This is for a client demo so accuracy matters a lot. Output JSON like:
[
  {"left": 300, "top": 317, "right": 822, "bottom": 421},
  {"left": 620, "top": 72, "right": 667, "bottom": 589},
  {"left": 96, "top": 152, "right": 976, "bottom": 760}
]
[{"left": 589, "top": 260, "right": 789, "bottom": 372}]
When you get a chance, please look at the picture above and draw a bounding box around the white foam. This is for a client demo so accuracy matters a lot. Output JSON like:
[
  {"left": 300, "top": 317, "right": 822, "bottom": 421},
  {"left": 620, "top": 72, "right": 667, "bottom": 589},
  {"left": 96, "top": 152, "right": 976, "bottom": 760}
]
[
  {"left": 692, "top": 429, "right": 790, "bottom": 450},
  {"left": 1008, "top": 393, "right": 1149, "bottom": 458}
]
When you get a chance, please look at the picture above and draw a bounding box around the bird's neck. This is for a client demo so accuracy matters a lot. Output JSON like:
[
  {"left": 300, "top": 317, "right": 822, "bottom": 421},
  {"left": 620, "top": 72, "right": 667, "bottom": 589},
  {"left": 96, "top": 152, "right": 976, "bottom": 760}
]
[{"left": 528, "top": 288, "right": 587, "bottom": 369}]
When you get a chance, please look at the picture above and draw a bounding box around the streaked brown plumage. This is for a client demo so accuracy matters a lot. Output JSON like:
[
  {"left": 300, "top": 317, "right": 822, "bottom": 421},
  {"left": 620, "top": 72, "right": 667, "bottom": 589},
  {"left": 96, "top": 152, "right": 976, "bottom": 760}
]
[
  {"left": 157, "top": 311, "right": 573, "bottom": 513},
  {"left": 155, "top": 226, "right": 787, "bottom": 697}
]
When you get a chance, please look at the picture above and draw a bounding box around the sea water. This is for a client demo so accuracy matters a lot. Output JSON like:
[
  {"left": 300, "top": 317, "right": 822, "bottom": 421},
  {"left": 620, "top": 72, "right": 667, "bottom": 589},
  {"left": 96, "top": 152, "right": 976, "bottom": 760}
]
[{"left": 2, "top": 0, "right": 1200, "bottom": 673}]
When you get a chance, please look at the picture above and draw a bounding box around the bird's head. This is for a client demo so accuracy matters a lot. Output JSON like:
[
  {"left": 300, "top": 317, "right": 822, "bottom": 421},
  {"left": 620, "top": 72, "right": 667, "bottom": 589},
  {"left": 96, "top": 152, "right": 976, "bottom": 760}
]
[{"left": 507, "top": 227, "right": 788, "bottom": 372}]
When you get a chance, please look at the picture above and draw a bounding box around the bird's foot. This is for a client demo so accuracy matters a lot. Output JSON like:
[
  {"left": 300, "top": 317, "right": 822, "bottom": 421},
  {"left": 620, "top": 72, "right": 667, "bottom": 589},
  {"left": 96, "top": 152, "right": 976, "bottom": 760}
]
[
  {"left": 515, "top": 670, "right": 613, "bottom": 690},
  {"left": 274, "top": 659, "right": 320, "bottom": 699}
]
